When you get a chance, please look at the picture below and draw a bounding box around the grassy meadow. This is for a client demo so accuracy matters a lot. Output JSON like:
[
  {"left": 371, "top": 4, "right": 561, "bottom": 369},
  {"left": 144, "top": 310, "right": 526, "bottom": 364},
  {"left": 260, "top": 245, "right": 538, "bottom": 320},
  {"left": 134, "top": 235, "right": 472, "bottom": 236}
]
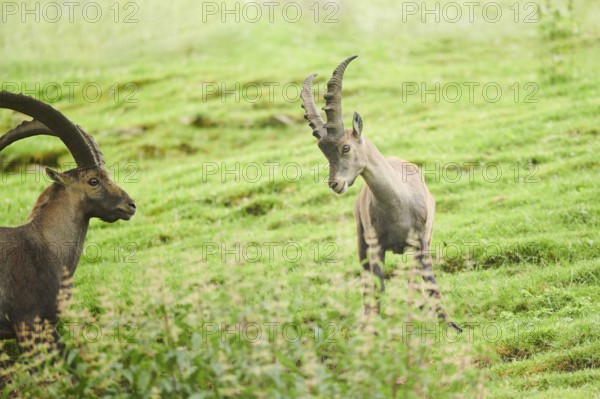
[{"left": 1, "top": 0, "right": 600, "bottom": 397}]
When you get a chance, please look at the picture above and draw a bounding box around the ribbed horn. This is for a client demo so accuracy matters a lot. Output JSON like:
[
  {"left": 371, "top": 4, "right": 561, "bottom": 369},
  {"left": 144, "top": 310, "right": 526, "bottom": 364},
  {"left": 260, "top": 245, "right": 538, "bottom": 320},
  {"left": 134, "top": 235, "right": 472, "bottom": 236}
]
[
  {"left": 0, "top": 91, "right": 98, "bottom": 169},
  {"left": 0, "top": 119, "right": 105, "bottom": 166},
  {"left": 300, "top": 73, "right": 326, "bottom": 139},
  {"left": 322, "top": 55, "right": 358, "bottom": 137},
  {"left": 78, "top": 126, "right": 105, "bottom": 166}
]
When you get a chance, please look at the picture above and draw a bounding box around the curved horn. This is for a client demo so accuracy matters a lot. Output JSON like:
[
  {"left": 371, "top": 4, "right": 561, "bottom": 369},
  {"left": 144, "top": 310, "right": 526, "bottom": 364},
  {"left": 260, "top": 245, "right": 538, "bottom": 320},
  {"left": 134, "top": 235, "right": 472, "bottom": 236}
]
[
  {"left": 300, "top": 73, "right": 326, "bottom": 140},
  {"left": 322, "top": 55, "right": 358, "bottom": 137},
  {"left": 78, "top": 127, "right": 105, "bottom": 165},
  {"left": 0, "top": 120, "right": 105, "bottom": 166},
  {"left": 0, "top": 91, "right": 98, "bottom": 169}
]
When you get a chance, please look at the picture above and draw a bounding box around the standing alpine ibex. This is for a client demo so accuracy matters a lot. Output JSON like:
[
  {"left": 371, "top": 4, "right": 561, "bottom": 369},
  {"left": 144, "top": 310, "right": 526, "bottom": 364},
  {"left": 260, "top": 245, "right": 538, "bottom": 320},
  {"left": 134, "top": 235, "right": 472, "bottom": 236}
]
[
  {"left": 0, "top": 91, "right": 137, "bottom": 353},
  {"left": 300, "top": 56, "right": 461, "bottom": 331}
]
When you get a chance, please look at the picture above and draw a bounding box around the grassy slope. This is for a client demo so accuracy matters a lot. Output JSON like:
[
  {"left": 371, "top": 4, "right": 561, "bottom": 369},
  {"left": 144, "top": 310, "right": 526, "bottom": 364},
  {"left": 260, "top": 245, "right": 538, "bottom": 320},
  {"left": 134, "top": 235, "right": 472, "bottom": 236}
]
[{"left": 1, "top": 0, "right": 599, "bottom": 397}]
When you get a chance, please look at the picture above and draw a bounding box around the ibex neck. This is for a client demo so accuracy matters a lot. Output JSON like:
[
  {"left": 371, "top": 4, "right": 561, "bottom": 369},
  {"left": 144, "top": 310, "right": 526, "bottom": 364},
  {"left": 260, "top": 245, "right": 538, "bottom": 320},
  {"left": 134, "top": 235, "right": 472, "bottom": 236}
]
[
  {"left": 26, "top": 184, "right": 89, "bottom": 276},
  {"left": 360, "top": 139, "right": 409, "bottom": 205}
]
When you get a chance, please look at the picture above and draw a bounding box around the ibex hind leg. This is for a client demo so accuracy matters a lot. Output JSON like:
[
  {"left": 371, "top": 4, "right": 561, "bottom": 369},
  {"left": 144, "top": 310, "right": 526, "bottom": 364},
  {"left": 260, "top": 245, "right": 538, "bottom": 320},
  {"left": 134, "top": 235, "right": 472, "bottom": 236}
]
[{"left": 417, "top": 239, "right": 463, "bottom": 333}]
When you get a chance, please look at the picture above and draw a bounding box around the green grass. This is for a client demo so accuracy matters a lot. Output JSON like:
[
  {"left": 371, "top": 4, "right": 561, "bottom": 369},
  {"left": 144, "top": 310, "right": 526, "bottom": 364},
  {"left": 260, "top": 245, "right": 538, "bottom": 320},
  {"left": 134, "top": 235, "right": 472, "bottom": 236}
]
[{"left": 1, "top": 0, "right": 600, "bottom": 397}]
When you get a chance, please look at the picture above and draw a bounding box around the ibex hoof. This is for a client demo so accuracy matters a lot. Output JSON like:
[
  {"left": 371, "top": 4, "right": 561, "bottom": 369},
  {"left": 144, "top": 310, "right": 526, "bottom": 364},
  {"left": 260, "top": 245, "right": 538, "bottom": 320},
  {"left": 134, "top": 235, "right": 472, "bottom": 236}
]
[{"left": 448, "top": 321, "right": 463, "bottom": 333}]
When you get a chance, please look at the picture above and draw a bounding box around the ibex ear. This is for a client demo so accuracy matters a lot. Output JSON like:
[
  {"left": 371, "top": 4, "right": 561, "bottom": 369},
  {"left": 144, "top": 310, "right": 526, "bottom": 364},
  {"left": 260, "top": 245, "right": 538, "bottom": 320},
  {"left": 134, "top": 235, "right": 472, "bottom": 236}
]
[
  {"left": 352, "top": 111, "right": 363, "bottom": 142},
  {"left": 45, "top": 167, "right": 71, "bottom": 187}
]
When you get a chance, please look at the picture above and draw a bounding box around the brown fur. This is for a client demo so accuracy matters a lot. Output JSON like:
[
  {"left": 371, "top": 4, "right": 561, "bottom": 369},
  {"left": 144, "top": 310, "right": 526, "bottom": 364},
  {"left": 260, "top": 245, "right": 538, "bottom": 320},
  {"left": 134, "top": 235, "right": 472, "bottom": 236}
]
[{"left": 0, "top": 166, "right": 135, "bottom": 353}]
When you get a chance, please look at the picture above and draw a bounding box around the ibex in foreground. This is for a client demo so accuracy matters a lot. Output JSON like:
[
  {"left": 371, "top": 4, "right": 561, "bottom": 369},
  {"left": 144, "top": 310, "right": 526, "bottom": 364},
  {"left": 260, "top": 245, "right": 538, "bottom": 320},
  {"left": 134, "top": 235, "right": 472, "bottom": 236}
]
[
  {"left": 300, "top": 56, "right": 461, "bottom": 331},
  {"left": 0, "top": 91, "right": 137, "bottom": 354}
]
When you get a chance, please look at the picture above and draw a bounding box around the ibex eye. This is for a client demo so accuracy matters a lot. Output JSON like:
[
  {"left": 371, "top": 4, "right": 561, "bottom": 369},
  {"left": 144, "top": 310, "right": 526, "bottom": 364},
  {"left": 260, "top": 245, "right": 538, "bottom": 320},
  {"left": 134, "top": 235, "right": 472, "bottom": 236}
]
[
  {"left": 88, "top": 178, "right": 99, "bottom": 187},
  {"left": 342, "top": 145, "right": 351, "bottom": 153}
]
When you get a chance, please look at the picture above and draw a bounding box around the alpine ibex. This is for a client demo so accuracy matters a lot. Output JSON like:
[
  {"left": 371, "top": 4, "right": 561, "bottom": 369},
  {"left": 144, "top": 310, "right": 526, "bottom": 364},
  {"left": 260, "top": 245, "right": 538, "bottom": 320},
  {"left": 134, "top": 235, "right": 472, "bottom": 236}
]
[
  {"left": 0, "top": 91, "right": 137, "bottom": 353},
  {"left": 300, "top": 56, "right": 461, "bottom": 331}
]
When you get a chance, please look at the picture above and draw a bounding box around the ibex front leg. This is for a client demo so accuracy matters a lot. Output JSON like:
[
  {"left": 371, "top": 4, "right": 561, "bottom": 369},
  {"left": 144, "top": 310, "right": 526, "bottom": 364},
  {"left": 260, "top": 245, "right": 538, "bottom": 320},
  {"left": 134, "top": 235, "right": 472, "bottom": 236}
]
[
  {"left": 415, "top": 238, "right": 462, "bottom": 332},
  {"left": 359, "top": 228, "right": 385, "bottom": 316},
  {"left": 14, "top": 319, "right": 63, "bottom": 357}
]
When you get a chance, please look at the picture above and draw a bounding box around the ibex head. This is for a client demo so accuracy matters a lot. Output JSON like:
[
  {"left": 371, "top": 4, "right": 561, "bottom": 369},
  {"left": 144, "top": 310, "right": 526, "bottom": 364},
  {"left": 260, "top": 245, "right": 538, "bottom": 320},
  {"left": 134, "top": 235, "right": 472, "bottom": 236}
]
[
  {"left": 44, "top": 165, "right": 136, "bottom": 223},
  {"left": 301, "top": 55, "right": 366, "bottom": 194},
  {"left": 0, "top": 92, "right": 136, "bottom": 223}
]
